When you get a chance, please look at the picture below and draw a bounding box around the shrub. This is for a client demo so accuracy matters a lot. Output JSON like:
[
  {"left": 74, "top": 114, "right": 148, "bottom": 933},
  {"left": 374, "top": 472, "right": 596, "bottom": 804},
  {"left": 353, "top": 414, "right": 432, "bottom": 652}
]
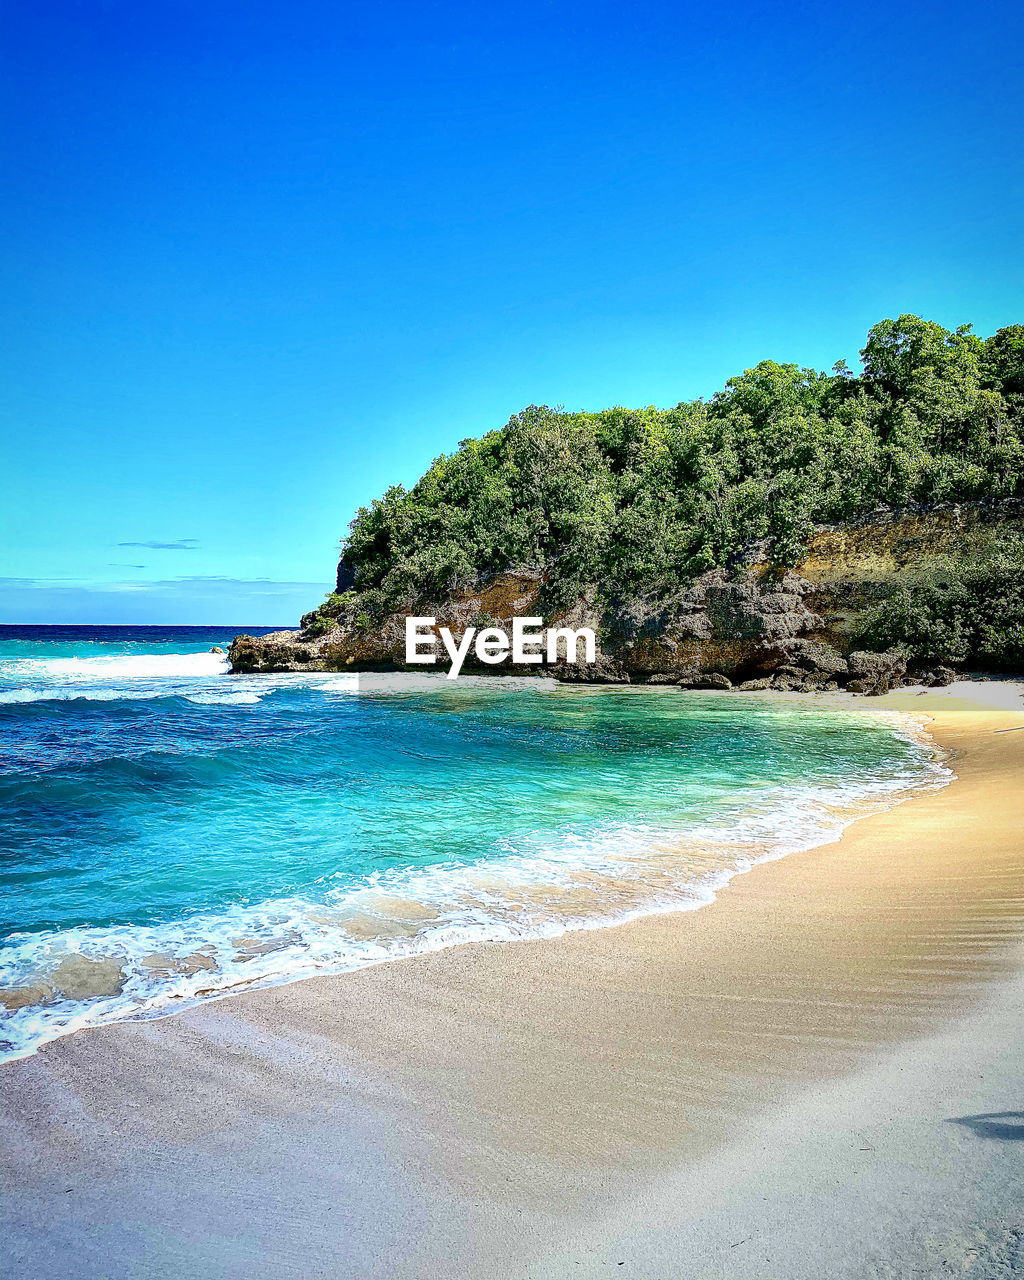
[{"left": 857, "top": 536, "right": 1024, "bottom": 668}]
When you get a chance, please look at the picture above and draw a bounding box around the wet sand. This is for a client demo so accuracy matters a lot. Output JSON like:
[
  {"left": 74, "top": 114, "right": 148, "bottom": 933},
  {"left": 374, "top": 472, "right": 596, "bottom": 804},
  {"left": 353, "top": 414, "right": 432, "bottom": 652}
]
[{"left": 2, "top": 682, "right": 1023, "bottom": 1278}]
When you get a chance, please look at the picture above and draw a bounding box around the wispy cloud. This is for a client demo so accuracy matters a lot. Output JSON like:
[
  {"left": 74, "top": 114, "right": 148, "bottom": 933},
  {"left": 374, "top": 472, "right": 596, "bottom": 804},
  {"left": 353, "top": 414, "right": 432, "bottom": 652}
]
[
  {"left": 108, "top": 563, "right": 146, "bottom": 569},
  {"left": 116, "top": 539, "right": 199, "bottom": 551}
]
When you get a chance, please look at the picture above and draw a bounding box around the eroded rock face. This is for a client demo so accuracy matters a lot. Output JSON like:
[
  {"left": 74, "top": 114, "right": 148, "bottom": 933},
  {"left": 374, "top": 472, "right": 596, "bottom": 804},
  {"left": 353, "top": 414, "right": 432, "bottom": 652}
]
[
  {"left": 927, "top": 666, "right": 956, "bottom": 687},
  {"left": 228, "top": 631, "right": 315, "bottom": 673},
  {"left": 841, "top": 650, "right": 909, "bottom": 696},
  {"left": 51, "top": 955, "right": 126, "bottom": 1000},
  {"left": 227, "top": 570, "right": 912, "bottom": 693},
  {"left": 230, "top": 568, "right": 831, "bottom": 682},
  {"left": 228, "top": 506, "right": 1015, "bottom": 690},
  {"left": 676, "top": 570, "right": 822, "bottom": 645},
  {"left": 227, "top": 569, "right": 869, "bottom": 690},
  {"left": 848, "top": 650, "right": 908, "bottom": 680},
  {"left": 761, "top": 639, "right": 849, "bottom": 677},
  {"left": 227, "top": 499, "right": 1024, "bottom": 690}
]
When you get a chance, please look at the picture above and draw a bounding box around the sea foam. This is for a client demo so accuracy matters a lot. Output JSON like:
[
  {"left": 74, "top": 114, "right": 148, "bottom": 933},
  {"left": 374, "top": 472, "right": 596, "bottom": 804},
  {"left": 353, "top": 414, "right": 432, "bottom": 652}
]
[{"left": 0, "top": 736, "right": 949, "bottom": 1063}]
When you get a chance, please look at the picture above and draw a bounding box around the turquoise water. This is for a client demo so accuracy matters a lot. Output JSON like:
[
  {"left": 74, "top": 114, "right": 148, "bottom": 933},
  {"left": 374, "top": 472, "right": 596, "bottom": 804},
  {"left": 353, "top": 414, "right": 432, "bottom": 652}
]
[{"left": 0, "top": 626, "right": 947, "bottom": 1061}]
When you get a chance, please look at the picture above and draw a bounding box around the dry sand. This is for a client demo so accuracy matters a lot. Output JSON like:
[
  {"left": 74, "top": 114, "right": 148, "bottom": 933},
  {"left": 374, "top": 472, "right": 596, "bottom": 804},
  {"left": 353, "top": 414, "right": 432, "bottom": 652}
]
[{"left": 2, "top": 682, "right": 1023, "bottom": 1278}]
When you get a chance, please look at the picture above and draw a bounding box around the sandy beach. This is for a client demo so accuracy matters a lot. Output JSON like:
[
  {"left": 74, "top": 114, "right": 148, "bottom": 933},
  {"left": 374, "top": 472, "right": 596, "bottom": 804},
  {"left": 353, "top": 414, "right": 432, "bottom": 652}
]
[{"left": 2, "top": 681, "right": 1023, "bottom": 1279}]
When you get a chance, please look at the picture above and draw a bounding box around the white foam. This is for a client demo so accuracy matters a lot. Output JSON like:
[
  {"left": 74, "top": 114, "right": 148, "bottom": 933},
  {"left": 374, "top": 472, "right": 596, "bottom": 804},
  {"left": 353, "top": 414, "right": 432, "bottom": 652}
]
[
  {"left": 0, "top": 656, "right": 559, "bottom": 706},
  {"left": 6, "top": 651, "right": 230, "bottom": 681}
]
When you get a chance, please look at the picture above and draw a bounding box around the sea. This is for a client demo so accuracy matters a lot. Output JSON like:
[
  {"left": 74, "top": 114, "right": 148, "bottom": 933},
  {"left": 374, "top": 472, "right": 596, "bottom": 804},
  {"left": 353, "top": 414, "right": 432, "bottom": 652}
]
[{"left": 0, "top": 624, "right": 949, "bottom": 1061}]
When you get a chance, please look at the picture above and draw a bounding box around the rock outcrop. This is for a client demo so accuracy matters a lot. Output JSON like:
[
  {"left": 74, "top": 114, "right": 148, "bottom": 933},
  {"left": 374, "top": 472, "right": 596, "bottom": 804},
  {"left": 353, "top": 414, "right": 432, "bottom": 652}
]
[
  {"left": 51, "top": 955, "right": 125, "bottom": 1000},
  {"left": 229, "top": 502, "right": 1019, "bottom": 692}
]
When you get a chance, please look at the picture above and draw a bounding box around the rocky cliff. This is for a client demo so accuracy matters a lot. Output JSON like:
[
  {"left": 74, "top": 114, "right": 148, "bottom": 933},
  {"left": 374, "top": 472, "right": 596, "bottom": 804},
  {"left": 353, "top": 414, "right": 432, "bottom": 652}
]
[{"left": 229, "top": 500, "right": 1021, "bottom": 694}]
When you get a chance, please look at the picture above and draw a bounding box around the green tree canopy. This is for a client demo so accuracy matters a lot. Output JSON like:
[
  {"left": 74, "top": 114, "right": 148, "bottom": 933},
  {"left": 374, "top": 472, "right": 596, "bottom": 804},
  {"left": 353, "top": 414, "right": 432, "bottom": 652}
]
[{"left": 318, "top": 315, "right": 1022, "bottom": 622}]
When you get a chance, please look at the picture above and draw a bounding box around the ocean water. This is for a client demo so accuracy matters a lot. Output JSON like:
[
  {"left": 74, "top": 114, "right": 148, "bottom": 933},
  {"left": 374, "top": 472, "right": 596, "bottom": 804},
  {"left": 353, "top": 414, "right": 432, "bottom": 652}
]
[{"left": 0, "top": 625, "right": 948, "bottom": 1061}]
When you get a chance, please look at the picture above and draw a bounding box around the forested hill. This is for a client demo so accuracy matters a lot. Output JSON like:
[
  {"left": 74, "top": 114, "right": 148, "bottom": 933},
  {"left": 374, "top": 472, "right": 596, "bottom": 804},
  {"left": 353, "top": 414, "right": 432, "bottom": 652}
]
[
  {"left": 232, "top": 316, "right": 1024, "bottom": 679},
  {"left": 334, "top": 316, "right": 1022, "bottom": 620}
]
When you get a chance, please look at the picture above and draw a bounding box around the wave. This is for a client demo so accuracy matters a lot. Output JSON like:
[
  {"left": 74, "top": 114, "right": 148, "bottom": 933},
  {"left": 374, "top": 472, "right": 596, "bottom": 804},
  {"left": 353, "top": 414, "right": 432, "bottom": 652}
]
[
  {"left": 0, "top": 652, "right": 560, "bottom": 706},
  {"left": 0, "top": 650, "right": 232, "bottom": 705},
  {"left": 3, "top": 651, "right": 231, "bottom": 680},
  {"left": 0, "top": 733, "right": 950, "bottom": 1063}
]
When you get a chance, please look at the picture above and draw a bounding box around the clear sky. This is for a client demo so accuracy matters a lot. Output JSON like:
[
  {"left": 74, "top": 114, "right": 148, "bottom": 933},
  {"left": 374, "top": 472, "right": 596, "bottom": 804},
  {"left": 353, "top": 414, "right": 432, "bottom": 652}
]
[{"left": 2, "top": 0, "right": 1022, "bottom": 624}]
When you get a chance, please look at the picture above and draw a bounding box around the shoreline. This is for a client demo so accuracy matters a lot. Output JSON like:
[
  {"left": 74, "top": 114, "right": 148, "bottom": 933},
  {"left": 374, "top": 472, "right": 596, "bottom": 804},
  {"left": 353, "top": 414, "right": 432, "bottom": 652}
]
[
  {"left": 0, "top": 684, "right": 950, "bottom": 1063},
  {"left": 2, "top": 682, "right": 1023, "bottom": 1277}
]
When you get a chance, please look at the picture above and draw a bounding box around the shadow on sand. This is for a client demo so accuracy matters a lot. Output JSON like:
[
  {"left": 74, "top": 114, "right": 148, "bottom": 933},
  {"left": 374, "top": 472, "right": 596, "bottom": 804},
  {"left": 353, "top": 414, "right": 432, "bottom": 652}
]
[{"left": 948, "top": 1111, "right": 1024, "bottom": 1141}]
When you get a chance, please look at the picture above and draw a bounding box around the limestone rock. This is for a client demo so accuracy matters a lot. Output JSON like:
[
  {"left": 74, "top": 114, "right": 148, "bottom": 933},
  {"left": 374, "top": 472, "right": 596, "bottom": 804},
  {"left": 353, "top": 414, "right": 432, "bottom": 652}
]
[
  {"left": 928, "top": 666, "right": 956, "bottom": 687},
  {"left": 51, "top": 955, "right": 125, "bottom": 1000},
  {"left": 0, "top": 983, "right": 54, "bottom": 1011},
  {"left": 229, "top": 631, "right": 316, "bottom": 673},
  {"left": 847, "top": 650, "right": 907, "bottom": 680},
  {"left": 689, "top": 672, "right": 732, "bottom": 690},
  {"left": 228, "top": 503, "right": 1024, "bottom": 690},
  {"left": 775, "top": 639, "right": 848, "bottom": 676}
]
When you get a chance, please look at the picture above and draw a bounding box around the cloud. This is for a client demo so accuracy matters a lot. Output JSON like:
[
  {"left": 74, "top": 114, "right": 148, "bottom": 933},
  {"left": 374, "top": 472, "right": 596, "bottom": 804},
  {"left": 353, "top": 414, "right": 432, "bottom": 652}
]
[
  {"left": 109, "top": 563, "right": 147, "bottom": 569},
  {"left": 116, "top": 539, "right": 199, "bottom": 551}
]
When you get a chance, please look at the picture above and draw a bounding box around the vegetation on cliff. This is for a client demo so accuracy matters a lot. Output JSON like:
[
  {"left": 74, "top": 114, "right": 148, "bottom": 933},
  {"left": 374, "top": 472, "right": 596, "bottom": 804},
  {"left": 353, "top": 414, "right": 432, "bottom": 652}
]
[
  {"left": 302, "top": 316, "right": 1024, "bottom": 671},
  {"left": 858, "top": 534, "right": 1024, "bottom": 668}
]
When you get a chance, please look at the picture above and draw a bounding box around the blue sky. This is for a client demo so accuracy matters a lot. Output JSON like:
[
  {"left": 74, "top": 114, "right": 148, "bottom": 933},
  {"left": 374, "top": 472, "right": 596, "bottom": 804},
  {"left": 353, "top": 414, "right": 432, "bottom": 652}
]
[{"left": 2, "top": 0, "right": 1022, "bottom": 623}]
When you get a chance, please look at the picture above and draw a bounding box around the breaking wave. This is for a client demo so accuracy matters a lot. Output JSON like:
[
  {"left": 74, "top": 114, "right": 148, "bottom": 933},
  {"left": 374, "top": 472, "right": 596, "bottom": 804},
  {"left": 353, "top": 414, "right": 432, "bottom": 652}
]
[{"left": 0, "top": 739, "right": 948, "bottom": 1062}]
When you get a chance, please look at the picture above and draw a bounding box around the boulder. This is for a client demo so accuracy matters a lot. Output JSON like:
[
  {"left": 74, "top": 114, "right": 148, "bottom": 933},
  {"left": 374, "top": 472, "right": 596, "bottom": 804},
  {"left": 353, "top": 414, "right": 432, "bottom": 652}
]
[
  {"left": 847, "top": 650, "right": 907, "bottom": 680},
  {"left": 929, "top": 666, "right": 956, "bottom": 687},
  {"left": 0, "top": 983, "right": 54, "bottom": 1011},
  {"left": 738, "top": 677, "right": 772, "bottom": 691},
  {"left": 228, "top": 632, "right": 319, "bottom": 674},
  {"left": 690, "top": 672, "right": 732, "bottom": 690},
  {"left": 785, "top": 639, "right": 848, "bottom": 676},
  {"left": 51, "top": 955, "right": 125, "bottom": 1000}
]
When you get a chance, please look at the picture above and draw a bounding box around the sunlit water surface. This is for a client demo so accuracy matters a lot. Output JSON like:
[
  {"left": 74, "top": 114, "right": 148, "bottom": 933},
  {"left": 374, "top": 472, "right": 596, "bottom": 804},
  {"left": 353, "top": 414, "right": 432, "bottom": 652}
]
[{"left": 0, "top": 625, "right": 948, "bottom": 1060}]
